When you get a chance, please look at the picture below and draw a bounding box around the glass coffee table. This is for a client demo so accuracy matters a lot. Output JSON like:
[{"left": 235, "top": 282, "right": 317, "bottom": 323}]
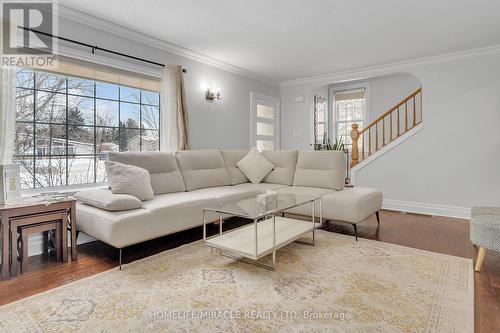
[{"left": 203, "top": 193, "right": 322, "bottom": 270}]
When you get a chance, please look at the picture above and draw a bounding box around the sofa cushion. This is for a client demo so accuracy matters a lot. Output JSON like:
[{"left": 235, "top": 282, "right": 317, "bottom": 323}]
[
  {"left": 108, "top": 151, "right": 185, "bottom": 194},
  {"left": 293, "top": 151, "right": 345, "bottom": 190},
  {"left": 282, "top": 187, "right": 382, "bottom": 224},
  {"left": 320, "top": 187, "right": 383, "bottom": 223},
  {"left": 75, "top": 189, "right": 142, "bottom": 211},
  {"left": 236, "top": 148, "right": 274, "bottom": 184},
  {"left": 276, "top": 186, "right": 335, "bottom": 197},
  {"left": 176, "top": 150, "right": 232, "bottom": 191},
  {"left": 220, "top": 149, "right": 249, "bottom": 185},
  {"left": 234, "top": 183, "right": 289, "bottom": 193},
  {"left": 105, "top": 161, "right": 154, "bottom": 201},
  {"left": 77, "top": 192, "right": 217, "bottom": 248},
  {"left": 191, "top": 186, "right": 261, "bottom": 205},
  {"left": 262, "top": 150, "right": 298, "bottom": 185}
]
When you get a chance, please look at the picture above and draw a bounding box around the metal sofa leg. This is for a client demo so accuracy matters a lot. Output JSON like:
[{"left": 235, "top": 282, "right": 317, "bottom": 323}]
[
  {"left": 119, "top": 248, "right": 123, "bottom": 270},
  {"left": 353, "top": 224, "right": 358, "bottom": 241},
  {"left": 375, "top": 211, "right": 381, "bottom": 225}
]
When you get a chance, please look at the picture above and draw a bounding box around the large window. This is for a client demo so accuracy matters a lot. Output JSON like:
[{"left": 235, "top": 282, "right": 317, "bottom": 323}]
[
  {"left": 333, "top": 88, "right": 366, "bottom": 148},
  {"left": 14, "top": 68, "right": 160, "bottom": 189}
]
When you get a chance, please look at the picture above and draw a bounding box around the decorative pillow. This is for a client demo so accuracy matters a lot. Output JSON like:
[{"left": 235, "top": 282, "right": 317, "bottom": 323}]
[
  {"left": 105, "top": 161, "right": 154, "bottom": 201},
  {"left": 75, "top": 189, "right": 142, "bottom": 211},
  {"left": 236, "top": 148, "right": 274, "bottom": 184}
]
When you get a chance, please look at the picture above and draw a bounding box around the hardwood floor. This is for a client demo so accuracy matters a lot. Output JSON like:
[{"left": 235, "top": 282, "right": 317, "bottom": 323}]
[{"left": 0, "top": 210, "right": 498, "bottom": 332}]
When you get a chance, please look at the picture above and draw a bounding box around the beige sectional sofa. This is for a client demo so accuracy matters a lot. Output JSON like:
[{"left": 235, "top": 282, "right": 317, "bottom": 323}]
[{"left": 76, "top": 149, "right": 382, "bottom": 266}]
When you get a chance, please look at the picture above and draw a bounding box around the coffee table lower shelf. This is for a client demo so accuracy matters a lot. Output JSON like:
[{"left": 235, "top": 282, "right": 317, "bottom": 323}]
[{"left": 205, "top": 216, "right": 314, "bottom": 267}]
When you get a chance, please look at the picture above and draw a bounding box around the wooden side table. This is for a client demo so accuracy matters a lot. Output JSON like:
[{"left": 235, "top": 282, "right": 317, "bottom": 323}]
[
  {"left": 0, "top": 198, "right": 77, "bottom": 279},
  {"left": 18, "top": 219, "right": 63, "bottom": 274}
]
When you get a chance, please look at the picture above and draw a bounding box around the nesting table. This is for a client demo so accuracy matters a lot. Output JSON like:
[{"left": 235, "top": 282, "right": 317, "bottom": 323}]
[{"left": 0, "top": 198, "right": 77, "bottom": 279}]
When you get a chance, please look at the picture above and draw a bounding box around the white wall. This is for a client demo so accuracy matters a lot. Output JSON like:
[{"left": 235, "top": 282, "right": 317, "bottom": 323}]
[
  {"left": 361, "top": 73, "right": 420, "bottom": 122},
  {"left": 281, "top": 50, "right": 500, "bottom": 211},
  {"left": 57, "top": 14, "right": 280, "bottom": 150}
]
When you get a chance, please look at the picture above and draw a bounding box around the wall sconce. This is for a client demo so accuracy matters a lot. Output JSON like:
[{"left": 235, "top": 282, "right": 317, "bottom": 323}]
[{"left": 205, "top": 86, "right": 222, "bottom": 101}]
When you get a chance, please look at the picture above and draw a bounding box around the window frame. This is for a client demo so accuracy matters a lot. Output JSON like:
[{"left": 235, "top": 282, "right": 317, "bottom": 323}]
[
  {"left": 14, "top": 68, "right": 161, "bottom": 190},
  {"left": 330, "top": 83, "right": 369, "bottom": 148}
]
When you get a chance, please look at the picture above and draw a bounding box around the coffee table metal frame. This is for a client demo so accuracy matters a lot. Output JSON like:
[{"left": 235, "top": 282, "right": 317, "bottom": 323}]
[{"left": 203, "top": 195, "right": 322, "bottom": 270}]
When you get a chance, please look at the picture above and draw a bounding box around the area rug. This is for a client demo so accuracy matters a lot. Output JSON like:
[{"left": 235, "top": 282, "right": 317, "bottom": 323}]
[{"left": 0, "top": 230, "right": 473, "bottom": 333}]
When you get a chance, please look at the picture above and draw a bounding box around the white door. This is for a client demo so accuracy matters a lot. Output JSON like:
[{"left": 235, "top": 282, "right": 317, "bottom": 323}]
[{"left": 250, "top": 92, "right": 280, "bottom": 151}]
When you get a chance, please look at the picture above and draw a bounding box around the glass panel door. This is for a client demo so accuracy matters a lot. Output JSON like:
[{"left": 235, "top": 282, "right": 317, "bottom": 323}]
[{"left": 251, "top": 93, "right": 279, "bottom": 151}]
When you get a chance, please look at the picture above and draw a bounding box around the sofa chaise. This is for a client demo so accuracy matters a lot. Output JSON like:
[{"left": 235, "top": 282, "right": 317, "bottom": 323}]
[{"left": 76, "top": 150, "right": 383, "bottom": 268}]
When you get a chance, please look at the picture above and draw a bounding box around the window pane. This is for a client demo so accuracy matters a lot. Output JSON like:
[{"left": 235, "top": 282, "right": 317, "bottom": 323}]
[
  {"left": 34, "top": 156, "right": 67, "bottom": 188},
  {"left": 256, "top": 104, "right": 274, "bottom": 119},
  {"left": 120, "top": 102, "right": 140, "bottom": 128},
  {"left": 119, "top": 127, "right": 140, "bottom": 151},
  {"left": 141, "top": 105, "right": 159, "bottom": 130},
  {"left": 317, "top": 110, "right": 325, "bottom": 122},
  {"left": 120, "top": 86, "right": 140, "bottom": 103},
  {"left": 96, "top": 99, "right": 119, "bottom": 127},
  {"left": 35, "top": 124, "right": 66, "bottom": 155},
  {"left": 142, "top": 90, "right": 160, "bottom": 106},
  {"left": 96, "top": 82, "right": 118, "bottom": 100},
  {"left": 141, "top": 130, "right": 160, "bottom": 151},
  {"left": 257, "top": 122, "right": 273, "bottom": 136},
  {"left": 17, "top": 69, "right": 34, "bottom": 88},
  {"left": 256, "top": 140, "right": 274, "bottom": 151},
  {"left": 96, "top": 159, "right": 107, "bottom": 183},
  {"left": 15, "top": 123, "right": 34, "bottom": 156},
  {"left": 96, "top": 127, "right": 119, "bottom": 155},
  {"left": 16, "top": 88, "right": 34, "bottom": 121},
  {"left": 337, "top": 104, "right": 347, "bottom": 121},
  {"left": 68, "top": 126, "right": 94, "bottom": 155},
  {"left": 68, "top": 156, "right": 95, "bottom": 185},
  {"left": 68, "top": 77, "right": 94, "bottom": 97},
  {"left": 35, "top": 72, "right": 66, "bottom": 93},
  {"left": 68, "top": 96, "right": 94, "bottom": 125},
  {"left": 13, "top": 157, "right": 34, "bottom": 189},
  {"left": 317, "top": 123, "right": 325, "bottom": 136},
  {"left": 36, "top": 91, "right": 66, "bottom": 123}
]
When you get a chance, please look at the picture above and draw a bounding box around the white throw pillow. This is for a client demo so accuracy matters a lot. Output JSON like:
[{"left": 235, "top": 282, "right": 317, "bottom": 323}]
[
  {"left": 105, "top": 161, "right": 154, "bottom": 201},
  {"left": 236, "top": 148, "right": 275, "bottom": 184},
  {"left": 75, "top": 188, "right": 143, "bottom": 211}
]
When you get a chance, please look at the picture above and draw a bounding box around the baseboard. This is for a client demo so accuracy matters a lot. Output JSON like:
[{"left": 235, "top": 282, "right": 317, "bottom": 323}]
[
  {"left": 383, "top": 199, "right": 471, "bottom": 219},
  {"left": 27, "top": 233, "right": 96, "bottom": 257}
]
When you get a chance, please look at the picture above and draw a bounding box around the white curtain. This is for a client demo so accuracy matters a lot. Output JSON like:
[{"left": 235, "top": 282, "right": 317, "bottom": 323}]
[
  {"left": 160, "top": 64, "right": 189, "bottom": 152},
  {"left": 0, "top": 19, "right": 17, "bottom": 165}
]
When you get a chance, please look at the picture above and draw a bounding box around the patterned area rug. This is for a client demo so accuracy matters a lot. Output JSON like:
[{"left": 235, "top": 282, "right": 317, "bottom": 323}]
[{"left": 0, "top": 230, "right": 473, "bottom": 332}]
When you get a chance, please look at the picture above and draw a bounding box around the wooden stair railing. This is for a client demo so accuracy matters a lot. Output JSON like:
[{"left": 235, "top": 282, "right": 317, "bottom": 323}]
[{"left": 350, "top": 87, "right": 422, "bottom": 167}]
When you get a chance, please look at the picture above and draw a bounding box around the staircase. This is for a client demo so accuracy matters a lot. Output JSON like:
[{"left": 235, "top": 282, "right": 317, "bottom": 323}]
[{"left": 350, "top": 88, "right": 422, "bottom": 168}]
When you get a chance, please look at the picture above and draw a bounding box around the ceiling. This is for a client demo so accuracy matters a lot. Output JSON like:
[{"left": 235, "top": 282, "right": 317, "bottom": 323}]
[{"left": 62, "top": 0, "right": 500, "bottom": 83}]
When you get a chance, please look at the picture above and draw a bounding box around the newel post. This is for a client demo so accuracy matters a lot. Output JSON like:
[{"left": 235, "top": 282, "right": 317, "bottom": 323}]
[{"left": 350, "top": 123, "right": 359, "bottom": 167}]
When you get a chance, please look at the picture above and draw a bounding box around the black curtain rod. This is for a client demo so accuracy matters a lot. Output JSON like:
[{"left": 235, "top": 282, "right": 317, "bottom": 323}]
[{"left": 20, "top": 26, "right": 187, "bottom": 73}]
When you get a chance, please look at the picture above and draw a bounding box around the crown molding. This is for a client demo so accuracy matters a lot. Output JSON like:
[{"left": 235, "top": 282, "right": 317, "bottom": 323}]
[
  {"left": 57, "top": 5, "right": 279, "bottom": 86},
  {"left": 280, "top": 44, "right": 500, "bottom": 87}
]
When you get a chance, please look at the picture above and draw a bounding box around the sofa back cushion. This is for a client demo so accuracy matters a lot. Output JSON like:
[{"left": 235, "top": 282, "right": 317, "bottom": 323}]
[
  {"left": 107, "top": 151, "right": 185, "bottom": 194},
  {"left": 220, "top": 149, "right": 250, "bottom": 185},
  {"left": 293, "top": 151, "right": 345, "bottom": 190},
  {"left": 175, "top": 150, "right": 232, "bottom": 191},
  {"left": 261, "top": 150, "right": 298, "bottom": 185}
]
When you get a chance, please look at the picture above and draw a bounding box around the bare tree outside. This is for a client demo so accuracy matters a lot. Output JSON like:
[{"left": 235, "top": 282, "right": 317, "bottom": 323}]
[{"left": 14, "top": 69, "right": 160, "bottom": 189}]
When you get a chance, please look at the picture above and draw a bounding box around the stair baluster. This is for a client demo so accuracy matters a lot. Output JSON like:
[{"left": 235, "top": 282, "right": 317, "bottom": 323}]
[{"left": 350, "top": 87, "right": 422, "bottom": 167}]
